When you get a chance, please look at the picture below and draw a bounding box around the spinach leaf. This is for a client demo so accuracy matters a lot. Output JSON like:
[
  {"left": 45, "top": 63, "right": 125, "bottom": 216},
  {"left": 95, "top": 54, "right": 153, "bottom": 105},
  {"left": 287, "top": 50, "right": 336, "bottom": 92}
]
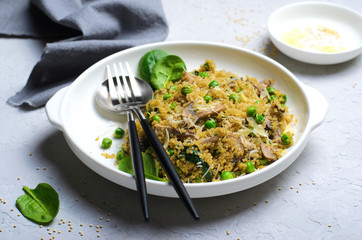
[
  {"left": 16, "top": 183, "right": 59, "bottom": 225},
  {"left": 181, "top": 147, "right": 212, "bottom": 182},
  {"left": 138, "top": 49, "right": 168, "bottom": 84},
  {"left": 151, "top": 55, "right": 186, "bottom": 90},
  {"left": 118, "top": 153, "right": 167, "bottom": 182}
]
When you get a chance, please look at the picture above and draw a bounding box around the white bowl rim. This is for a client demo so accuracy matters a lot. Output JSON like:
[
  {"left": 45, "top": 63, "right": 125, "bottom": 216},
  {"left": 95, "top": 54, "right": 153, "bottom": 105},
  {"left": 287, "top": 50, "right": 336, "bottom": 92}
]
[{"left": 47, "top": 40, "right": 326, "bottom": 197}]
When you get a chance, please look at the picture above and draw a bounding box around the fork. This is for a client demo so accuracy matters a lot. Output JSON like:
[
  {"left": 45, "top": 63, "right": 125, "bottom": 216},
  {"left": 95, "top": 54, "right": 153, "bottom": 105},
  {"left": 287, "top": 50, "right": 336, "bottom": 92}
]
[
  {"left": 107, "top": 63, "right": 149, "bottom": 221},
  {"left": 107, "top": 62, "right": 199, "bottom": 220}
]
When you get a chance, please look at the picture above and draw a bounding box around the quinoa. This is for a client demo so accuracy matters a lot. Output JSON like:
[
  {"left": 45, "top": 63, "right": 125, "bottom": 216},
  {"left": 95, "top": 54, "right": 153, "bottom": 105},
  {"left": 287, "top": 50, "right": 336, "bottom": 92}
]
[{"left": 119, "top": 60, "right": 296, "bottom": 183}]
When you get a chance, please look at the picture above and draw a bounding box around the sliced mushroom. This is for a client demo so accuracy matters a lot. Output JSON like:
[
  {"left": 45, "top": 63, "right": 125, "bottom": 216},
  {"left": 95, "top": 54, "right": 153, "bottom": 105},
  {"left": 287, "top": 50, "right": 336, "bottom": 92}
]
[
  {"left": 261, "top": 143, "right": 277, "bottom": 161},
  {"left": 181, "top": 71, "right": 195, "bottom": 82},
  {"left": 196, "top": 105, "right": 226, "bottom": 119},
  {"left": 201, "top": 136, "right": 219, "bottom": 145},
  {"left": 154, "top": 124, "right": 196, "bottom": 139}
]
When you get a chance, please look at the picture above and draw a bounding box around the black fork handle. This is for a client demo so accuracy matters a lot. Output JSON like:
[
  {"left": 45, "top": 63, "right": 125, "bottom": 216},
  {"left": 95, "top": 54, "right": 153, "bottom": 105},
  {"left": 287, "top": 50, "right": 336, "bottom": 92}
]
[
  {"left": 127, "top": 111, "right": 149, "bottom": 221},
  {"left": 133, "top": 107, "right": 199, "bottom": 220}
]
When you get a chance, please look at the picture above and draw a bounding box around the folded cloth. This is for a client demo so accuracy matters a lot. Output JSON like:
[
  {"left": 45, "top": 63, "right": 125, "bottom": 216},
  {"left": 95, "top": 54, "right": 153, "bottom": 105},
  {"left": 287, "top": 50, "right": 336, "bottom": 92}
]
[{"left": 3, "top": 0, "right": 168, "bottom": 108}]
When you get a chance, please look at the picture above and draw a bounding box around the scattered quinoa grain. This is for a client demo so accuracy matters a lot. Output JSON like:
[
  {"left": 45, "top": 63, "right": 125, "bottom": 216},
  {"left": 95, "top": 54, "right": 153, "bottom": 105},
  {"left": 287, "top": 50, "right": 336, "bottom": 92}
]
[
  {"left": 99, "top": 217, "right": 103, "bottom": 220},
  {"left": 253, "top": 203, "right": 257, "bottom": 206},
  {"left": 17, "top": 177, "right": 20, "bottom": 180},
  {"left": 96, "top": 229, "right": 100, "bottom": 233},
  {"left": 80, "top": 224, "right": 83, "bottom": 227},
  {"left": 11, "top": 208, "right": 14, "bottom": 211},
  {"left": 97, "top": 234, "right": 101, "bottom": 238},
  {"left": 290, "top": 186, "right": 294, "bottom": 189},
  {"left": 89, "top": 224, "right": 93, "bottom": 227},
  {"left": 328, "top": 224, "right": 332, "bottom": 227},
  {"left": 106, "top": 219, "right": 110, "bottom": 222},
  {"left": 265, "top": 200, "right": 269, "bottom": 203},
  {"left": 226, "top": 230, "right": 230, "bottom": 235}
]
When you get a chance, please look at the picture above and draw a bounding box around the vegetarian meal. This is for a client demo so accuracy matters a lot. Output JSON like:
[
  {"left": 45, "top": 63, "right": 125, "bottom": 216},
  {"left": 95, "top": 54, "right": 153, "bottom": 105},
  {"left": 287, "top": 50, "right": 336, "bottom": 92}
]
[{"left": 109, "top": 50, "right": 296, "bottom": 183}]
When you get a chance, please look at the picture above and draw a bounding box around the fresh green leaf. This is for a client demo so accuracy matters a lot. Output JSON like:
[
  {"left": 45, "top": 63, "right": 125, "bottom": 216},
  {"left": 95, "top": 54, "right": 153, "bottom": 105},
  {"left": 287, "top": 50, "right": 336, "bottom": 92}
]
[
  {"left": 118, "top": 153, "right": 167, "bottom": 182},
  {"left": 181, "top": 147, "right": 212, "bottom": 182},
  {"left": 151, "top": 55, "right": 186, "bottom": 90},
  {"left": 138, "top": 49, "right": 168, "bottom": 84},
  {"left": 16, "top": 183, "right": 59, "bottom": 225}
]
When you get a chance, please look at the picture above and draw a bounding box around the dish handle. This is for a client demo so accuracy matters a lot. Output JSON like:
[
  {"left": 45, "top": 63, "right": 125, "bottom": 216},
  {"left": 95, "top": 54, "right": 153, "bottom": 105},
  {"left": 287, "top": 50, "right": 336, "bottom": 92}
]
[
  {"left": 45, "top": 87, "right": 68, "bottom": 132},
  {"left": 303, "top": 84, "right": 328, "bottom": 131}
]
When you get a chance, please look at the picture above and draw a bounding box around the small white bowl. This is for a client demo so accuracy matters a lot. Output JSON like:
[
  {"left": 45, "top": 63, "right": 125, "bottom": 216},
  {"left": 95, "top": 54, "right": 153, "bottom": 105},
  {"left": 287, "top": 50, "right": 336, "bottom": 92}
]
[{"left": 267, "top": 2, "right": 362, "bottom": 64}]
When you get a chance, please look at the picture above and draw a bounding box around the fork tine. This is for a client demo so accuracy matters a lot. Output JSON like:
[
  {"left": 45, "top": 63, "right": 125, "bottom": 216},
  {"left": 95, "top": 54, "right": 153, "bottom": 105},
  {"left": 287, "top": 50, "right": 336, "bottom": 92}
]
[
  {"left": 106, "top": 65, "right": 120, "bottom": 106},
  {"left": 112, "top": 63, "right": 128, "bottom": 104},
  {"left": 118, "top": 62, "right": 133, "bottom": 103},
  {"left": 125, "top": 62, "right": 143, "bottom": 102}
]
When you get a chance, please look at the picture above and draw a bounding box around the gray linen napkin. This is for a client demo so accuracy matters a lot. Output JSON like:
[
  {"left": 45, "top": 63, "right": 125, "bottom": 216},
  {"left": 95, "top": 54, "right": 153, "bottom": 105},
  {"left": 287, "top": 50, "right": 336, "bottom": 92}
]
[{"left": 2, "top": 0, "right": 168, "bottom": 108}]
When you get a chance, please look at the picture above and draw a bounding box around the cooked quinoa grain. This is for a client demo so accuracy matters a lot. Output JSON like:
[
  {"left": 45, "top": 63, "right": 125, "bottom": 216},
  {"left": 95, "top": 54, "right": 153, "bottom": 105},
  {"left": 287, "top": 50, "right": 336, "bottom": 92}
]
[{"left": 119, "top": 60, "right": 296, "bottom": 183}]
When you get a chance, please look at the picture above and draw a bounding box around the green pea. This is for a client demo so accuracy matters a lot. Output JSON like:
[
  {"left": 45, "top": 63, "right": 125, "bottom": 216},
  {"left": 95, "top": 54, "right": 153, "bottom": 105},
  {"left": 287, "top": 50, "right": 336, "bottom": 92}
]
[
  {"left": 209, "top": 80, "right": 219, "bottom": 88},
  {"left": 101, "top": 138, "right": 112, "bottom": 149},
  {"left": 170, "top": 102, "right": 177, "bottom": 110},
  {"left": 220, "top": 171, "right": 234, "bottom": 180},
  {"left": 152, "top": 115, "right": 161, "bottom": 122},
  {"left": 246, "top": 106, "right": 257, "bottom": 117},
  {"left": 116, "top": 148, "right": 127, "bottom": 161},
  {"left": 204, "top": 119, "right": 216, "bottom": 129},
  {"left": 237, "top": 87, "right": 242, "bottom": 93},
  {"left": 280, "top": 94, "right": 287, "bottom": 103},
  {"left": 113, "top": 127, "right": 125, "bottom": 138},
  {"left": 199, "top": 72, "right": 209, "bottom": 78},
  {"left": 281, "top": 134, "right": 292, "bottom": 145},
  {"left": 181, "top": 85, "right": 192, "bottom": 95},
  {"left": 255, "top": 100, "right": 261, "bottom": 104},
  {"left": 204, "top": 94, "right": 213, "bottom": 103},
  {"left": 163, "top": 93, "right": 172, "bottom": 100},
  {"left": 269, "top": 95, "right": 278, "bottom": 102},
  {"left": 169, "top": 85, "right": 178, "bottom": 92},
  {"left": 255, "top": 114, "right": 264, "bottom": 124},
  {"left": 245, "top": 161, "right": 255, "bottom": 174},
  {"left": 267, "top": 87, "right": 276, "bottom": 95},
  {"left": 168, "top": 149, "right": 175, "bottom": 156},
  {"left": 229, "top": 94, "right": 239, "bottom": 103}
]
